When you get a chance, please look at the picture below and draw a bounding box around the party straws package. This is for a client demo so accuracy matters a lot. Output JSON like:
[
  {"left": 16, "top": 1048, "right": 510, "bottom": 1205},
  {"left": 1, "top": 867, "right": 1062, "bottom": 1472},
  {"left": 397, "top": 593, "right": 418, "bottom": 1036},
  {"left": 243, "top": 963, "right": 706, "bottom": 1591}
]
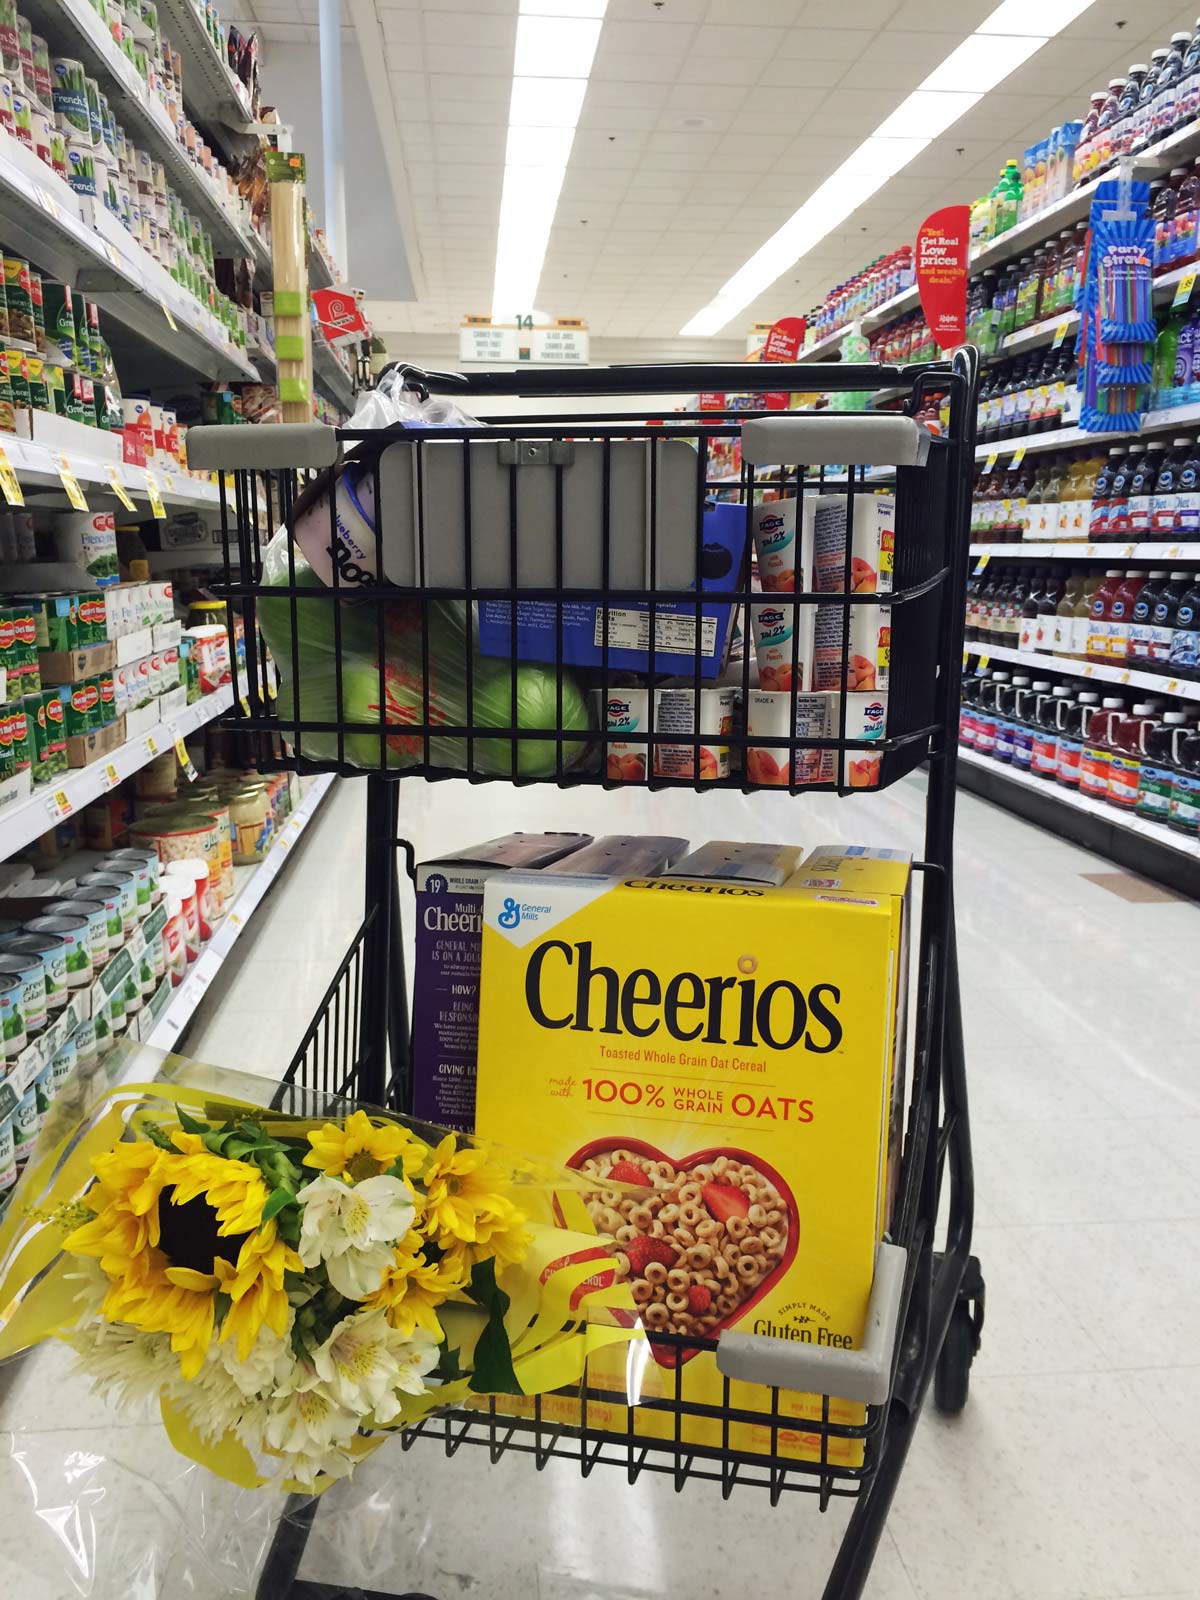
[{"left": 1076, "top": 172, "right": 1156, "bottom": 432}]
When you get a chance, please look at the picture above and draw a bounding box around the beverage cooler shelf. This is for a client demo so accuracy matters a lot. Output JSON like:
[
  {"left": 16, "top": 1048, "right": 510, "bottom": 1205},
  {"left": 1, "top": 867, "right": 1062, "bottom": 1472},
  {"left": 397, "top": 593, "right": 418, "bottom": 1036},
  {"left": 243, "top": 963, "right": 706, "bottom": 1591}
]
[{"left": 963, "top": 640, "right": 1200, "bottom": 702}]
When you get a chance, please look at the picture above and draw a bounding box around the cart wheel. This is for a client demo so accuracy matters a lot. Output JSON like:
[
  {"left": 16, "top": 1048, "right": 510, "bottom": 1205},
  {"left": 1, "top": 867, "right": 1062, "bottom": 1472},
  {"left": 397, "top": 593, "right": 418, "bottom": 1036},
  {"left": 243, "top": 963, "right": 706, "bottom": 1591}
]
[{"left": 934, "top": 1304, "right": 975, "bottom": 1413}]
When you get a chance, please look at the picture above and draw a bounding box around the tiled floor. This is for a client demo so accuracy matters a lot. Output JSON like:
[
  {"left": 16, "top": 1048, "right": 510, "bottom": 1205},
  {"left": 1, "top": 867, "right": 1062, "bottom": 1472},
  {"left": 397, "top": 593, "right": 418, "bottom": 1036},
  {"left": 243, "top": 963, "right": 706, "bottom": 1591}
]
[{"left": 3, "top": 773, "right": 1198, "bottom": 1600}]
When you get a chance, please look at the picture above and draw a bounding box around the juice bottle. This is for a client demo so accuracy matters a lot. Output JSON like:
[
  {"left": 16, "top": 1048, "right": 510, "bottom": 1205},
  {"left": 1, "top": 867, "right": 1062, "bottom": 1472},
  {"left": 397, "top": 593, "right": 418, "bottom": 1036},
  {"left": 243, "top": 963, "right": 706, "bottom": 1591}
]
[
  {"left": 1152, "top": 33, "right": 1190, "bottom": 143},
  {"left": 1018, "top": 574, "right": 1042, "bottom": 651},
  {"left": 1009, "top": 460, "right": 1032, "bottom": 538},
  {"left": 1127, "top": 571, "right": 1168, "bottom": 670},
  {"left": 1031, "top": 683, "right": 1065, "bottom": 780},
  {"left": 1168, "top": 725, "right": 1200, "bottom": 834},
  {"left": 1148, "top": 571, "right": 1191, "bottom": 671},
  {"left": 1108, "top": 702, "right": 1157, "bottom": 809},
  {"left": 1166, "top": 573, "right": 1200, "bottom": 678},
  {"left": 1070, "top": 571, "right": 1104, "bottom": 658},
  {"left": 1024, "top": 461, "right": 1047, "bottom": 539},
  {"left": 1053, "top": 570, "right": 1084, "bottom": 653},
  {"left": 1152, "top": 312, "right": 1182, "bottom": 409},
  {"left": 1014, "top": 254, "right": 1037, "bottom": 330},
  {"left": 1130, "top": 52, "right": 1166, "bottom": 156},
  {"left": 1126, "top": 442, "right": 1166, "bottom": 539},
  {"left": 1153, "top": 171, "right": 1185, "bottom": 270},
  {"left": 1137, "top": 710, "right": 1188, "bottom": 821},
  {"left": 1107, "top": 571, "right": 1148, "bottom": 664},
  {"left": 994, "top": 675, "right": 1020, "bottom": 762},
  {"left": 1087, "top": 569, "right": 1125, "bottom": 660},
  {"left": 1079, "top": 696, "right": 1124, "bottom": 800},
  {"left": 1175, "top": 440, "right": 1200, "bottom": 533},
  {"left": 1011, "top": 676, "right": 1037, "bottom": 770},
  {"left": 959, "top": 670, "right": 980, "bottom": 748},
  {"left": 1111, "top": 66, "right": 1147, "bottom": 163},
  {"left": 976, "top": 670, "right": 1008, "bottom": 756},
  {"left": 964, "top": 572, "right": 982, "bottom": 640},
  {"left": 1036, "top": 238, "right": 1060, "bottom": 323},
  {"left": 1175, "top": 19, "right": 1200, "bottom": 133},
  {"left": 983, "top": 468, "right": 1008, "bottom": 540},
  {"left": 1034, "top": 572, "right": 1063, "bottom": 654},
  {"left": 1075, "top": 90, "right": 1106, "bottom": 179},
  {"left": 1170, "top": 158, "right": 1200, "bottom": 266},
  {"left": 1094, "top": 77, "right": 1127, "bottom": 172},
  {"left": 1088, "top": 447, "right": 1123, "bottom": 539},
  {"left": 1106, "top": 446, "right": 1143, "bottom": 538},
  {"left": 994, "top": 160, "right": 1022, "bottom": 235},
  {"left": 1057, "top": 690, "right": 1099, "bottom": 787},
  {"left": 998, "top": 359, "right": 1023, "bottom": 441},
  {"left": 1150, "top": 439, "right": 1188, "bottom": 536}
]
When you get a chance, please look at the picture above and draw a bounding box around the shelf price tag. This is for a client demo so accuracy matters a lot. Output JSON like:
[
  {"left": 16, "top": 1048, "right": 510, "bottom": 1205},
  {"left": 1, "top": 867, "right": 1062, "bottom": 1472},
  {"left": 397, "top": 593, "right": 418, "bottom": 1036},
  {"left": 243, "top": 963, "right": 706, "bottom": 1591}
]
[
  {"left": 0, "top": 446, "right": 23, "bottom": 507},
  {"left": 977, "top": 654, "right": 990, "bottom": 670},
  {"left": 973, "top": 553, "right": 990, "bottom": 574},
  {"left": 162, "top": 472, "right": 176, "bottom": 495},
  {"left": 143, "top": 470, "right": 166, "bottom": 519},
  {"left": 983, "top": 451, "right": 998, "bottom": 473},
  {"left": 101, "top": 761, "right": 120, "bottom": 790},
  {"left": 1173, "top": 269, "right": 1197, "bottom": 309},
  {"left": 105, "top": 464, "right": 136, "bottom": 512},
  {"left": 173, "top": 731, "right": 198, "bottom": 782},
  {"left": 145, "top": 732, "right": 159, "bottom": 757},
  {"left": 162, "top": 301, "right": 178, "bottom": 331},
  {"left": 1009, "top": 445, "right": 1026, "bottom": 468},
  {"left": 239, "top": 695, "right": 251, "bottom": 717},
  {"left": 44, "top": 788, "right": 72, "bottom": 823},
  {"left": 55, "top": 454, "right": 88, "bottom": 511},
  {"left": 1052, "top": 319, "right": 1071, "bottom": 349}
]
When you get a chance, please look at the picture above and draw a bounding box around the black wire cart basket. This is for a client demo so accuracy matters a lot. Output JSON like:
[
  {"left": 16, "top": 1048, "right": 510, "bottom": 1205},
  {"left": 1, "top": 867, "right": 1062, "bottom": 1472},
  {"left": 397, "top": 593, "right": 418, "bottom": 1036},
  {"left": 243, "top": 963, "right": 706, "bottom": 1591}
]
[{"left": 186, "top": 352, "right": 982, "bottom": 1600}]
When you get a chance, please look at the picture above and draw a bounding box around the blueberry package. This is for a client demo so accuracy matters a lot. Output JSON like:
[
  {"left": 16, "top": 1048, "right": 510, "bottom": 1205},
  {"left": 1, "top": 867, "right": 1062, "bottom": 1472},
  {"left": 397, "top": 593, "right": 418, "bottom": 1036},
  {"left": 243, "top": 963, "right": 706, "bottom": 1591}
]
[{"left": 411, "top": 832, "right": 592, "bottom": 1131}]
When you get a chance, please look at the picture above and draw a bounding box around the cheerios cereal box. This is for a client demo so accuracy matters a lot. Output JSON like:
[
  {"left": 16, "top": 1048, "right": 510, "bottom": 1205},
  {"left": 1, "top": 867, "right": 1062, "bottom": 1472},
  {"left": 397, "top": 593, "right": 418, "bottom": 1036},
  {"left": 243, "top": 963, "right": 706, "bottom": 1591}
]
[{"left": 474, "top": 843, "right": 910, "bottom": 1463}]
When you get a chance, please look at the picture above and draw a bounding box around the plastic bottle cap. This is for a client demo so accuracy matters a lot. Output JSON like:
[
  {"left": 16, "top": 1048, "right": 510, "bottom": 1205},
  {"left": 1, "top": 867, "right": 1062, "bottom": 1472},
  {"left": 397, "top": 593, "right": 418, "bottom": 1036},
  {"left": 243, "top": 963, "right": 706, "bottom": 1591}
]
[
  {"left": 1148, "top": 570, "right": 1168, "bottom": 578},
  {"left": 1079, "top": 691, "right": 1101, "bottom": 702},
  {"left": 1174, "top": 438, "right": 1192, "bottom": 447},
  {"left": 1132, "top": 703, "right": 1154, "bottom": 714},
  {"left": 1053, "top": 686, "right": 1071, "bottom": 695},
  {"left": 1102, "top": 697, "right": 1124, "bottom": 708},
  {"left": 1164, "top": 711, "right": 1187, "bottom": 723},
  {"left": 1032, "top": 680, "right": 1052, "bottom": 690},
  {"left": 1012, "top": 675, "right": 1031, "bottom": 685},
  {"left": 1105, "top": 569, "right": 1122, "bottom": 576},
  {"left": 1171, "top": 570, "right": 1190, "bottom": 578}
]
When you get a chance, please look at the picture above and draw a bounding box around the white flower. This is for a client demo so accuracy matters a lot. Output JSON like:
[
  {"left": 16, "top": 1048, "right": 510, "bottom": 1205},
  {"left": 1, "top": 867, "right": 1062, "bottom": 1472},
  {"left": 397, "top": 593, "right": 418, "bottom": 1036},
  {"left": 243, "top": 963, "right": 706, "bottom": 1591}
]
[
  {"left": 297, "top": 1173, "right": 416, "bottom": 1300},
  {"left": 165, "top": 1358, "right": 265, "bottom": 1443},
  {"left": 217, "top": 1314, "right": 296, "bottom": 1399},
  {"left": 262, "top": 1362, "right": 362, "bottom": 1459},
  {"left": 66, "top": 1318, "right": 177, "bottom": 1410},
  {"left": 311, "top": 1308, "right": 440, "bottom": 1425}
]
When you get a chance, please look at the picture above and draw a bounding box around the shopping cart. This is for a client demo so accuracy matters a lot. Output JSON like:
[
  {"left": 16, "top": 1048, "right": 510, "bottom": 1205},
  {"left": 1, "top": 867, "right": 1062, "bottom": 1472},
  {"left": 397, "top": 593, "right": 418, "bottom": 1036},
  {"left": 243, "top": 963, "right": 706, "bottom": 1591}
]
[{"left": 186, "top": 352, "right": 982, "bottom": 1600}]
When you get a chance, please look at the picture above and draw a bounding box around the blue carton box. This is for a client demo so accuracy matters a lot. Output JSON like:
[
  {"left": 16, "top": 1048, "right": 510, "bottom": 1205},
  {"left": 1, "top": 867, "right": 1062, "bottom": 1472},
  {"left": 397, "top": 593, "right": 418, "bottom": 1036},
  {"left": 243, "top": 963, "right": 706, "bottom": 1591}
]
[{"left": 475, "top": 501, "right": 748, "bottom": 679}]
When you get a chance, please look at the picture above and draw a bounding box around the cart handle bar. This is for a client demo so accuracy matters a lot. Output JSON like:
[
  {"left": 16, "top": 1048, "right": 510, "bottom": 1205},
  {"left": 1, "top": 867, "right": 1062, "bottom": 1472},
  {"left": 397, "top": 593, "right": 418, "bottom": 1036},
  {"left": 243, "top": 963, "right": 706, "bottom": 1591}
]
[{"left": 414, "top": 359, "right": 961, "bottom": 399}]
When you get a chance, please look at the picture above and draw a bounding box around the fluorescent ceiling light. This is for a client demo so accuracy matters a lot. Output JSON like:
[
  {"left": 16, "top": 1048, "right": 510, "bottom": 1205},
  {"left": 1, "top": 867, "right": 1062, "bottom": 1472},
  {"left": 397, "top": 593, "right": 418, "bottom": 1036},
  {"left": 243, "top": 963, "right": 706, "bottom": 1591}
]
[
  {"left": 506, "top": 124, "right": 576, "bottom": 167},
  {"left": 977, "top": 0, "right": 1093, "bottom": 34},
  {"left": 491, "top": 3, "right": 606, "bottom": 316},
  {"left": 514, "top": 15, "right": 602, "bottom": 77},
  {"left": 678, "top": 1, "right": 1097, "bottom": 336},
  {"left": 920, "top": 33, "right": 1046, "bottom": 93},
  {"left": 872, "top": 90, "right": 983, "bottom": 141},
  {"left": 509, "top": 76, "right": 588, "bottom": 127}
]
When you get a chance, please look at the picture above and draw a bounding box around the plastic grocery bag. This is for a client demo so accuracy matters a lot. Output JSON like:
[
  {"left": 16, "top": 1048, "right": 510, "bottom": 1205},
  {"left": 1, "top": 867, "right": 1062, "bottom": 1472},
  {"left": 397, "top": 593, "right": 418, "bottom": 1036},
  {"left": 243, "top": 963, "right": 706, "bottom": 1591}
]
[{"left": 256, "top": 529, "right": 594, "bottom": 775}]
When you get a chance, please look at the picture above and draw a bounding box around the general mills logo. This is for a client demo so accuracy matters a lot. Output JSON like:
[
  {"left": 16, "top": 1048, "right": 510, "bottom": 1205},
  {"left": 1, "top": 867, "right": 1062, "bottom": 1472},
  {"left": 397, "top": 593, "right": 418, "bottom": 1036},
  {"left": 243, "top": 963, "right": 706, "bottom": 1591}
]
[
  {"left": 498, "top": 896, "right": 521, "bottom": 929},
  {"left": 426, "top": 873, "right": 448, "bottom": 895}
]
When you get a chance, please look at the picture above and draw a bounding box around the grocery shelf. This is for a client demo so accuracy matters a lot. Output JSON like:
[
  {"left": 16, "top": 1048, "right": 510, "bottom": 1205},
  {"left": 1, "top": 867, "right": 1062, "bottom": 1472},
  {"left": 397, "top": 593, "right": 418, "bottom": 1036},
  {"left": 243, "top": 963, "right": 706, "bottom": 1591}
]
[
  {"left": 964, "top": 639, "right": 1200, "bottom": 702},
  {"left": 0, "top": 431, "right": 232, "bottom": 513},
  {"left": 19, "top": 0, "right": 259, "bottom": 264},
  {"left": 973, "top": 399, "right": 1200, "bottom": 463},
  {"left": 0, "top": 684, "right": 233, "bottom": 860},
  {"left": 154, "top": 0, "right": 256, "bottom": 141},
  {"left": 143, "top": 772, "right": 336, "bottom": 1051},
  {"left": 313, "top": 336, "right": 357, "bottom": 412},
  {"left": 957, "top": 745, "right": 1199, "bottom": 862},
  {"left": 970, "top": 541, "right": 1200, "bottom": 561},
  {"left": 309, "top": 246, "right": 336, "bottom": 291}
]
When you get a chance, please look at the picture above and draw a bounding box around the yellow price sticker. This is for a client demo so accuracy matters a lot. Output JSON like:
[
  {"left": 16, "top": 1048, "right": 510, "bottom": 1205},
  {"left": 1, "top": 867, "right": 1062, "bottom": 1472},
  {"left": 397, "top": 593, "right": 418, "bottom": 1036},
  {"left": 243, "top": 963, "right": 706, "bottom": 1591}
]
[
  {"left": 983, "top": 452, "right": 998, "bottom": 473},
  {"left": 1052, "top": 319, "right": 1071, "bottom": 349},
  {"left": 163, "top": 472, "right": 176, "bottom": 495},
  {"left": 145, "top": 733, "right": 159, "bottom": 756},
  {"left": 106, "top": 464, "right": 136, "bottom": 512},
  {"left": 977, "top": 654, "right": 990, "bottom": 670},
  {"left": 1173, "top": 269, "right": 1197, "bottom": 309},
  {"left": 162, "top": 301, "right": 178, "bottom": 331},
  {"left": 102, "top": 762, "right": 119, "bottom": 789},
  {"left": 55, "top": 454, "right": 89, "bottom": 512},
  {"left": 175, "top": 734, "right": 198, "bottom": 781},
  {"left": 239, "top": 695, "right": 251, "bottom": 717},
  {"left": 1009, "top": 445, "right": 1026, "bottom": 468},
  {"left": 144, "top": 470, "right": 166, "bottom": 519},
  {"left": 0, "top": 445, "right": 23, "bottom": 507},
  {"left": 974, "top": 553, "right": 990, "bottom": 573}
]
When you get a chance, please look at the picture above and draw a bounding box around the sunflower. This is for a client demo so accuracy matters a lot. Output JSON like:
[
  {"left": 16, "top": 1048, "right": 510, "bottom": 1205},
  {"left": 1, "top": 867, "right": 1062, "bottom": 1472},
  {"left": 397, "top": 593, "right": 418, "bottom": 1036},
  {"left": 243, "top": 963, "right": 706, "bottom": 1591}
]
[
  {"left": 363, "top": 1230, "right": 470, "bottom": 1337},
  {"left": 418, "top": 1136, "right": 531, "bottom": 1269},
  {"left": 64, "top": 1130, "right": 302, "bottom": 1380},
  {"left": 304, "top": 1110, "right": 428, "bottom": 1185}
]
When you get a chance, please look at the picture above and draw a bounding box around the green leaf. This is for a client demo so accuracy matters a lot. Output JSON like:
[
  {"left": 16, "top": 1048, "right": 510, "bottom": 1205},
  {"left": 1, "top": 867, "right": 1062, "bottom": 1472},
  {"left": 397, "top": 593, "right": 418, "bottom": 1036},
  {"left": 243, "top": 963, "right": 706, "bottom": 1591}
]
[
  {"left": 142, "top": 1123, "right": 175, "bottom": 1150},
  {"left": 277, "top": 1207, "right": 302, "bottom": 1246},
  {"left": 261, "top": 1185, "right": 295, "bottom": 1224},
  {"left": 465, "top": 1258, "right": 521, "bottom": 1396},
  {"left": 435, "top": 1342, "right": 466, "bottom": 1383},
  {"left": 175, "top": 1106, "right": 209, "bottom": 1135}
]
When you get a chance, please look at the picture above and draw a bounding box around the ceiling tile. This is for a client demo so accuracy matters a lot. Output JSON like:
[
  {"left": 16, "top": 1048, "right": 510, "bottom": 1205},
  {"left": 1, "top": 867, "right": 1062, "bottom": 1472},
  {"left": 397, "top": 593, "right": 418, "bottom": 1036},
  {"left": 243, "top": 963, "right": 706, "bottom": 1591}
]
[
  {"left": 423, "top": 43, "right": 512, "bottom": 75},
  {"left": 590, "top": 48, "right": 687, "bottom": 83},
  {"left": 691, "top": 23, "right": 786, "bottom": 57},
  {"left": 857, "top": 28, "right": 962, "bottom": 67},
  {"left": 427, "top": 72, "right": 511, "bottom": 104},
  {"left": 676, "top": 55, "right": 766, "bottom": 85},
  {"left": 794, "top": 0, "right": 897, "bottom": 24},
  {"left": 777, "top": 26, "right": 872, "bottom": 61},
  {"left": 422, "top": 10, "right": 515, "bottom": 48},
  {"left": 756, "top": 58, "right": 849, "bottom": 89}
]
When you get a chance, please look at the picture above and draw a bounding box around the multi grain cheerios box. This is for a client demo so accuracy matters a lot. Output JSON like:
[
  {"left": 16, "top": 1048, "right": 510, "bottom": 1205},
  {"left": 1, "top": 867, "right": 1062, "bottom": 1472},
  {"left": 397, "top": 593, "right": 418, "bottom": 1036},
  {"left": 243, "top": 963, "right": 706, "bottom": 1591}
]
[{"left": 474, "top": 843, "right": 911, "bottom": 1463}]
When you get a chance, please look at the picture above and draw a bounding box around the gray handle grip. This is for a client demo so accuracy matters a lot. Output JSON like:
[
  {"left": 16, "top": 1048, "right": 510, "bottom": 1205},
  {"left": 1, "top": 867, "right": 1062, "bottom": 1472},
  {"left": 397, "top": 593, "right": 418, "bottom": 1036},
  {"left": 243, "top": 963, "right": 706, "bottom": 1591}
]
[
  {"left": 740, "top": 415, "right": 930, "bottom": 469},
  {"left": 715, "top": 1241, "right": 906, "bottom": 1406},
  {"left": 184, "top": 423, "right": 339, "bottom": 472}
]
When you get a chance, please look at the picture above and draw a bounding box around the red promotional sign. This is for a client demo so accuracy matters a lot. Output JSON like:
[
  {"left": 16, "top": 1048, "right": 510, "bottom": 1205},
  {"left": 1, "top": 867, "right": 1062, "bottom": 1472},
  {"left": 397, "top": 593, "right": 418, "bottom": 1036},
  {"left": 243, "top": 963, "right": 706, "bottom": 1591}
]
[
  {"left": 761, "top": 316, "right": 806, "bottom": 362},
  {"left": 762, "top": 392, "right": 789, "bottom": 410},
  {"left": 916, "top": 206, "right": 970, "bottom": 350},
  {"left": 697, "top": 391, "right": 726, "bottom": 410},
  {"left": 312, "top": 287, "right": 369, "bottom": 346}
]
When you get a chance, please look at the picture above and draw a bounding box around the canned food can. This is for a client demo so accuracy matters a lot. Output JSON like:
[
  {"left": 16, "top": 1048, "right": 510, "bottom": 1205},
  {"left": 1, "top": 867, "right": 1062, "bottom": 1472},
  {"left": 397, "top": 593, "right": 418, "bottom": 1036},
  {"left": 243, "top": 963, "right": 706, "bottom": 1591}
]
[
  {"left": 34, "top": 1058, "right": 55, "bottom": 1116},
  {"left": 65, "top": 880, "right": 121, "bottom": 950},
  {"left": 2, "top": 257, "right": 31, "bottom": 344},
  {"left": 16, "top": 14, "right": 31, "bottom": 87},
  {"left": 74, "top": 1012, "right": 96, "bottom": 1068},
  {"left": 24, "top": 353, "right": 47, "bottom": 410},
  {"left": 45, "top": 593, "right": 77, "bottom": 652},
  {"left": 44, "top": 899, "right": 106, "bottom": 967},
  {"left": 67, "top": 139, "right": 96, "bottom": 197},
  {"left": 12, "top": 1081, "right": 37, "bottom": 1160},
  {"left": 24, "top": 914, "right": 92, "bottom": 984},
  {"left": 53, "top": 680, "right": 92, "bottom": 738},
  {"left": 104, "top": 849, "right": 153, "bottom": 914},
  {"left": 1, "top": 932, "right": 67, "bottom": 1009},
  {"left": 79, "top": 870, "right": 135, "bottom": 936},
  {"left": 0, "top": 948, "right": 46, "bottom": 1035},
  {"left": 5, "top": 348, "right": 28, "bottom": 408},
  {"left": 14, "top": 595, "right": 47, "bottom": 649},
  {"left": 7, "top": 700, "right": 29, "bottom": 773},
  {"left": 30, "top": 32, "right": 50, "bottom": 103},
  {"left": 0, "top": 969, "right": 25, "bottom": 1055},
  {"left": 10, "top": 87, "right": 30, "bottom": 149},
  {"left": 49, "top": 126, "right": 66, "bottom": 178},
  {"left": 0, "top": 1108, "right": 15, "bottom": 1192},
  {"left": 98, "top": 668, "right": 114, "bottom": 722},
  {"left": 45, "top": 362, "right": 65, "bottom": 414},
  {"left": 50, "top": 1035, "right": 76, "bottom": 1094},
  {"left": 0, "top": 3, "right": 18, "bottom": 83},
  {"left": 0, "top": 74, "right": 12, "bottom": 137},
  {"left": 84, "top": 75, "right": 101, "bottom": 145},
  {"left": 25, "top": 691, "right": 48, "bottom": 783},
  {"left": 31, "top": 110, "right": 50, "bottom": 168},
  {"left": 40, "top": 689, "right": 66, "bottom": 775},
  {"left": 28, "top": 269, "right": 44, "bottom": 351},
  {"left": 41, "top": 281, "right": 75, "bottom": 364},
  {"left": 87, "top": 675, "right": 104, "bottom": 731}
]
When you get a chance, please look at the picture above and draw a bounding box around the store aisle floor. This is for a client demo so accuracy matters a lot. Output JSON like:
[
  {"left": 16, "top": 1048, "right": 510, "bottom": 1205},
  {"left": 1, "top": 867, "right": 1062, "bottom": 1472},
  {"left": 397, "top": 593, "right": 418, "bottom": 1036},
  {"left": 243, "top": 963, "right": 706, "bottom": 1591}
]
[{"left": 4, "top": 773, "right": 1199, "bottom": 1600}]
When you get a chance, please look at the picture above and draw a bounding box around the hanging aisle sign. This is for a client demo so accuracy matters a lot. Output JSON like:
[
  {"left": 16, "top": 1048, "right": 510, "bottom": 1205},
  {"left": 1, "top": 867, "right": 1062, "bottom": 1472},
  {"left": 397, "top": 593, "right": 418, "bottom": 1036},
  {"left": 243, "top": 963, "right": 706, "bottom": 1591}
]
[
  {"left": 916, "top": 206, "right": 970, "bottom": 350},
  {"left": 312, "top": 288, "right": 370, "bottom": 348},
  {"left": 459, "top": 317, "right": 589, "bottom": 365}
]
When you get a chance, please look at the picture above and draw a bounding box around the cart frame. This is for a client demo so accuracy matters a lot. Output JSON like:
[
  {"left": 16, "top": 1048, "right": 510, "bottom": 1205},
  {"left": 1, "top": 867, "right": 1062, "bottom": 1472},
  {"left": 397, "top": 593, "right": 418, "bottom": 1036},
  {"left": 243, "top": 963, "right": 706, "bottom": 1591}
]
[{"left": 190, "top": 352, "right": 982, "bottom": 1600}]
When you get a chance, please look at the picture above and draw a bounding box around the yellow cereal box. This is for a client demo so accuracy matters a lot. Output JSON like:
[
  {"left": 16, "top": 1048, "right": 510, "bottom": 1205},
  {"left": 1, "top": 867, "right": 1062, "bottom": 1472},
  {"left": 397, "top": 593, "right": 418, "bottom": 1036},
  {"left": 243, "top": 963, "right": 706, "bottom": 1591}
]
[{"left": 474, "top": 844, "right": 911, "bottom": 1464}]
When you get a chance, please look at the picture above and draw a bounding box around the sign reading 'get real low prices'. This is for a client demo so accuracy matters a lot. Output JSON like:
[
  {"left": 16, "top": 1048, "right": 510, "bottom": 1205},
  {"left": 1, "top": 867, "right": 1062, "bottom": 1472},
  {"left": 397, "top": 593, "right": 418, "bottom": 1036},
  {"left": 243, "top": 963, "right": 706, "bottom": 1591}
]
[{"left": 915, "top": 205, "right": 970, "bottom": 351}]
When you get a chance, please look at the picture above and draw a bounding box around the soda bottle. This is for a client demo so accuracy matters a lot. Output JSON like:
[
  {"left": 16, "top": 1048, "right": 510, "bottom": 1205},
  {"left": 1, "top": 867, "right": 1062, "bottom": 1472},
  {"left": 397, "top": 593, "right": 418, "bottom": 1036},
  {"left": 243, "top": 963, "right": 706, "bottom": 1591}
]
[
  {"left": 1154, "top": 32, "right": 1191, "bottom": 141},
  {"left": 1152, "top": 312, "right": 1183, "bottom": 409},
  {"left": 1128, "top": 571, "right": 1169, "bottom": 670}
]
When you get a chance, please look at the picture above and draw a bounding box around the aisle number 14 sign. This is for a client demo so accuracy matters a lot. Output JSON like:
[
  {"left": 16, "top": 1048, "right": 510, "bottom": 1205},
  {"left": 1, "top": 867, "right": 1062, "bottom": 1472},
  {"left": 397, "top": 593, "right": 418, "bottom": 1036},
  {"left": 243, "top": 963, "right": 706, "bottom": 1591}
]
[{"left": 459, "top": 316, "right": 589, "bottom": 364}]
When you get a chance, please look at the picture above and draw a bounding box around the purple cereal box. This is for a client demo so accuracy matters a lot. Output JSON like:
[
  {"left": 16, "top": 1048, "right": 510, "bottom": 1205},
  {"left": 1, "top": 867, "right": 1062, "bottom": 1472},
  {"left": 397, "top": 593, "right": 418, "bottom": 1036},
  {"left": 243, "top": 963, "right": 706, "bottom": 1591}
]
[{"left": 411, "top": 832, "right": 592, "bottom": 1131}]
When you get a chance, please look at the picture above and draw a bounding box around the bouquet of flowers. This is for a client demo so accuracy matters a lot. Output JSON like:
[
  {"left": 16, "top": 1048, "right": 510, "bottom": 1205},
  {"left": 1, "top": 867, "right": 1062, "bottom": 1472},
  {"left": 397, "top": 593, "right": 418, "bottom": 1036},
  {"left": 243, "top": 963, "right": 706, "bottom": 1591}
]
[{"left": 0, "top": 1051, "right": 639, "bottom": 1490}]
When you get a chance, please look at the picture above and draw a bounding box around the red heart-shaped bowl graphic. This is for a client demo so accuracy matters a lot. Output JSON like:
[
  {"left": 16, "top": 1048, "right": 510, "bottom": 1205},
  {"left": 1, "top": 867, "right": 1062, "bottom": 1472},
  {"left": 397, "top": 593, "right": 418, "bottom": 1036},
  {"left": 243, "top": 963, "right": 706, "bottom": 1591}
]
[{"left": 566, "top": 1135, "right": 799, "bottom": 1366}]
